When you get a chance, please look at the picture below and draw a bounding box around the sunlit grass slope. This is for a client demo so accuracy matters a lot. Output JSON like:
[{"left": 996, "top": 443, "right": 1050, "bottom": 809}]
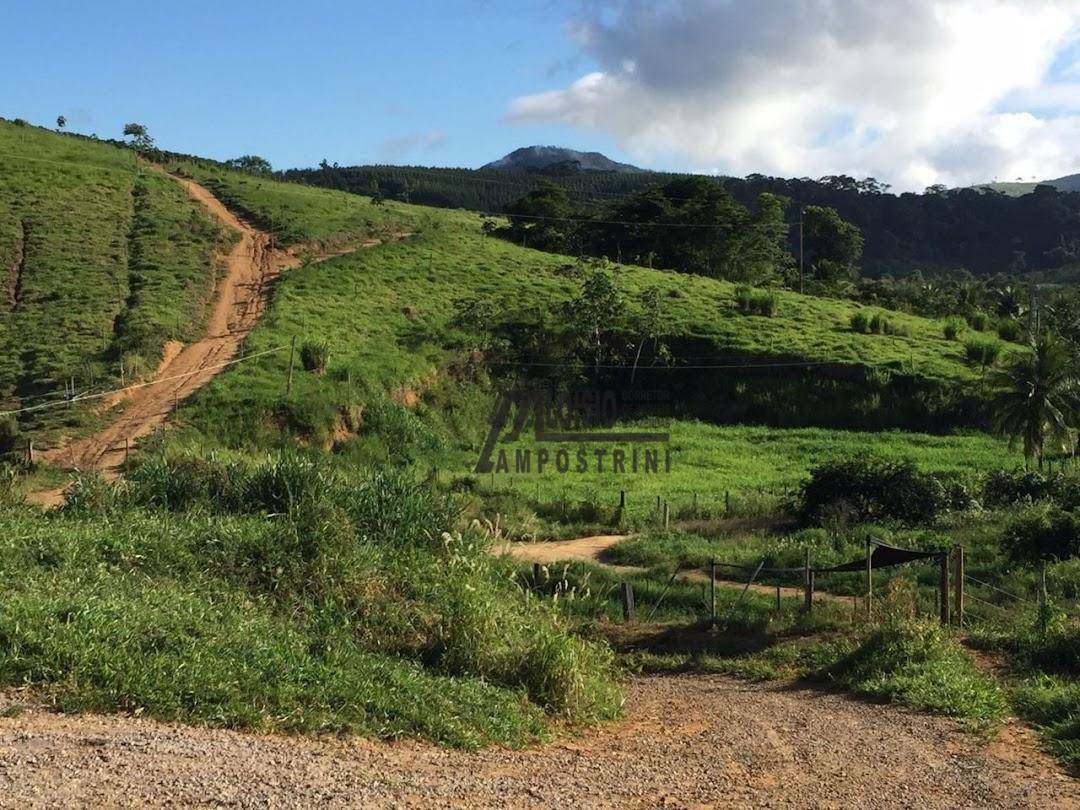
[{"left": 0, "top": 121, "right": 230, "bottom": 438}]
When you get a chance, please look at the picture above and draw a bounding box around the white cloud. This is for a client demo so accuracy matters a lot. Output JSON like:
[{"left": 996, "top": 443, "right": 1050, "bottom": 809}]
[{"left": 508, "top": 0, "right": 1080, "bottom": 190}]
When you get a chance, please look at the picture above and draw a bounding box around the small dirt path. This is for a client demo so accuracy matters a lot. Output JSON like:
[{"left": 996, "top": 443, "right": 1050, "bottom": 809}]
[
  {"left": 499, "top": 535, "right": 847, "bottom": 604},
  {"left": 0, "top": 675, "right": 1074, "bottom": 808}
]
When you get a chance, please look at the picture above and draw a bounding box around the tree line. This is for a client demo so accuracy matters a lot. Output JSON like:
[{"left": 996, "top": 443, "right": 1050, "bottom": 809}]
[{"left": 283, "top": 163, "right": 1080, "bottom": 279}]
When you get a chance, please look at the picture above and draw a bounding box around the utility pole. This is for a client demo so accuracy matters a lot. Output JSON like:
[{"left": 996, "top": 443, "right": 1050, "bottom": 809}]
[
  {"left": 798, "top": 207, "right": 805, "bottom": 294},
  {"left": 1029, "top": 283, "right": 1040, "bottom": 336}
]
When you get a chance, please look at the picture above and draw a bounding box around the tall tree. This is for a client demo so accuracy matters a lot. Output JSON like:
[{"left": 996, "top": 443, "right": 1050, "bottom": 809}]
[
  {"left": 803, "top": 205, "right": 863, "bottom": 282},
  {"left": 122, "top": 122, "right": 154, "bottom": 152},
  {"left": 988, "top": 332, "right": 1079, "bottom": 468},
  {"left": 224, "top": 155, "right": 273, "bottom": 175},
  {"left": 728, "top": 192, "right": 793, "bottom": 285}
]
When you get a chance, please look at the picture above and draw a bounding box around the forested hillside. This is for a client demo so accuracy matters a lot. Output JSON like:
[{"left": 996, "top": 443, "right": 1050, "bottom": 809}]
[{"left": 284, "top": 162, "right": 1080, "bottom": 278}]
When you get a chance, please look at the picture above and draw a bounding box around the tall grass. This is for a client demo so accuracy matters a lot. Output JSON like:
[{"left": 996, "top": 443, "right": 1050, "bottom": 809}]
[{"left": 0, "top": 453, "right": 623, "bottom": 746}]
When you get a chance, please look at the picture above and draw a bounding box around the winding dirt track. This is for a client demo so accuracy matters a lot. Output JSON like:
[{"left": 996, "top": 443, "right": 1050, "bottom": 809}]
[
  {"left": 499, "top": 535, "right": 847, "bottom": 603},
  {"left": 36, "top": 176, "right": 292, "bottom": 480},
  {"left": 1, "top": 676, "right": 1076, "bottom": 808}
]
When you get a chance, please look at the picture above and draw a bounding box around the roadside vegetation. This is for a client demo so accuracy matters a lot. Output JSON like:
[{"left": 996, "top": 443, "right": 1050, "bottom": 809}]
[{"left": 0, "top": 455, "right": 620, "bottom": 747}]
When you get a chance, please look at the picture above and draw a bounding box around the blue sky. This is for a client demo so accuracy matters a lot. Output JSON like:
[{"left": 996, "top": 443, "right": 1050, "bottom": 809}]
[
  {"left": 4, "top": 1, "right": 1079, "bottom": 188},
  {"left": 2, "top": 0, "right": 629, "bottom": 170}
]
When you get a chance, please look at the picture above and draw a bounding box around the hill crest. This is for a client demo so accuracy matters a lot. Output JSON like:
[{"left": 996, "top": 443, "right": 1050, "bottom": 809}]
[{"left": 482, "top": 146, "right": 644, "bottom": 173}]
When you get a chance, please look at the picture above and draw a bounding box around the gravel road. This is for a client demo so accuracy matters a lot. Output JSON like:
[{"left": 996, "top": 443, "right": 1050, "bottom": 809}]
[{"left": 1, "top": 675, "right": 1076, "bottom": 808}]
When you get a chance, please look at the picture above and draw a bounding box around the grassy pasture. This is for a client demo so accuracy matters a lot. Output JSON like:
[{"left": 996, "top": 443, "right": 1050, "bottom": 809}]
[
  {"left": 0, "top": 122, "right": 229, "bottom": 440},
  {"left": 152, "top": 165, "right": 1002, "bottom": 474}
]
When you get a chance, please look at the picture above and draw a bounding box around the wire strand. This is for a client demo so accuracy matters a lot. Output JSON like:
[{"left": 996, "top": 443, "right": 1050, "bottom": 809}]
[{"left": 0, "top": 345, "right": 287, "bottom": 418}]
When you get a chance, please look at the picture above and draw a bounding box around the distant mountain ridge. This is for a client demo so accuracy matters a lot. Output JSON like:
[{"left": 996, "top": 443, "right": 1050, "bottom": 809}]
[{"left": 482, "top": 146, "right": 645, "bottom": 173}]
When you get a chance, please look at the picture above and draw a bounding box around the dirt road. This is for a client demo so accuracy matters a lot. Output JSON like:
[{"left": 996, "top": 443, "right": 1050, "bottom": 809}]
[
  {"left": 34, "top": 177, "right": 291, "bottom": 482},
  {"left": 0, "top": 676, "right": 1074, "bottom": 808}
]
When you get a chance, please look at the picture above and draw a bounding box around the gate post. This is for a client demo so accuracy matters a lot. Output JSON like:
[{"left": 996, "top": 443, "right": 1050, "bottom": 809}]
[
  {"left": 953, "top": 546, "right": 964, "bottom": 627},
  {"left": 803, "top": 548, "right": 813, "bottom": 613},
  {"left": 939, "top": 552, "right": 951, "bottom": 626}
]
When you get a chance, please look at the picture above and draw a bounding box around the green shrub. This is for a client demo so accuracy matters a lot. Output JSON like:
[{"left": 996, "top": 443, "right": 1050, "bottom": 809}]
[
  {"left": 943, "top": 318, "right": 964, "bottom": 341},
  {"left": 243, "top": 453, "right": 336, "bottom": 514},
  {"left": 0, "top": 417, "right": 19, "bottom": 464},
  {"left": 0, "top": 467, "right": 22, "bottom": 510},
  {"left": 983, "top": 468, "right": 1054, "bottom": 508},
  {"left": 1001, "top": 504, "right": 1080, "bottom": 565},
  {"left": 851, "top": 311, "right": 906, "bottom": 336},
  {"left": 734, "top": 285, "right": 778, "bottom": 317},
  {"left": 120, "top": 351, "right": 149, "bottom": 380},
  {"left": 821, "top": 616, "right": 1006, "bottom": 729},
  {"left": 300, "top": 340, "right": 331, "bottom": 373},
  {"left": 850, "top": 311, "right": 871, "bottom": 333},
  {"left": 60, "top": 473, "right": 125, "bottom": 515},
  {"left": 967, "top": 311, "right": 990, "bottom": 331},
  {"left": 799, "top": 454, "right": 950, "bottom": 526},
  {"left": 964, "top": 335, "right": 1002, "bottom": 367},
  {"left": 997, "top": 319, "right": 1023, "bottom": 342},
  {"left": 126, "top": 454, "right": 245, "bottom": 511}
]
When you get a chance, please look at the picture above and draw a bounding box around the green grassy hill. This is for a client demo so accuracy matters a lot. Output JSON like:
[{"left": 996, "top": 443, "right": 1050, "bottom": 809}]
[
  {"left": 0, "top": 122, "right": 1019, "bottom": 478},
  {"left": 0, "top": 120, "right": 232, "bottom": 439},
  {"left": 146, "top": 161, "right": 1021, "bottom": 526}
]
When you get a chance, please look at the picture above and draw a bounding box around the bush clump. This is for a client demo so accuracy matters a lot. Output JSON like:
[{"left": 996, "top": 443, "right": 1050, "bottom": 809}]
[
  {"left": 983, "top": 468, "right": 1056, "bottom": 508},
  {"left": 967, "top": 311, "right": 990, "bottom": 331},
  {"left": 821, "top": 615, "right": 1006, "bottom": 729},
  {"left": 943, "top": 317, "right": 964, "bottom": 341},
  {"left": 1001, "top": 504, "right": 1080, "bottom": 565},
  {"left": 799, "top": 454, "right": 950, "bottom": 526},
  {"left": 734, "top": 285, "right": 778, "bottom": 317},
  {"left": 0, "top": 416, "right": 19, "bottom": 457},
  {"left": 997, "top": 318, "right": 1023, "bottom": 342},
  {"left": 300, "top": 340, "right": 331, "bottom": 373},
  {"left": 851, "top": 310, "right": 905, "bottom": 336},
  {"left": 964, "top": 335, "right": 1002, "bottom": 368}
]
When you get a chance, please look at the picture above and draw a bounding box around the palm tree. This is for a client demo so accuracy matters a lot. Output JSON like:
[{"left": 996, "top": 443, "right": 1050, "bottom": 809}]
[{"left": 989, "top": 332, "right": 1079, "bottom": 468}]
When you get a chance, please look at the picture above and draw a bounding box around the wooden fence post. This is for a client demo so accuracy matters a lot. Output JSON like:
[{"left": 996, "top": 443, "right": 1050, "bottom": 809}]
[
  {"left": 776, "top": 582, "right": 782, "bottom": 611},
  {"left": 662, "top": 500, "right": 669, "bottom": 529},
  {"left": 725, "top": 490, "right": 730, "bottom": 514},
  {"left": 26, "top": 438, "right": 33, "bottom": 465},
  {"left": 621, "top": 581, "right": 635, "bottom": 622},
  {"left": 285, "top": 335, "right": 297, "bottom": 396},
  {"left": 533, "top": 562, "right": 541, "bottom": 590},
  {"left": 710, "top": 561, "right": 717, "bottom": 623},
  {"left": 953, "top": 546, "right": 964, "bottom": 627},
  {"left": 866, "top": 537, "right": 874, "bottom": 620},
  {"left": 939, "top": 552, "right": 951, "bottom": 626},
  {"left": 804, "top": 548, "right": 813, "bottom": 613},
  {"left": 619, "top": 490, "right": 625, "bottom": 510}
]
